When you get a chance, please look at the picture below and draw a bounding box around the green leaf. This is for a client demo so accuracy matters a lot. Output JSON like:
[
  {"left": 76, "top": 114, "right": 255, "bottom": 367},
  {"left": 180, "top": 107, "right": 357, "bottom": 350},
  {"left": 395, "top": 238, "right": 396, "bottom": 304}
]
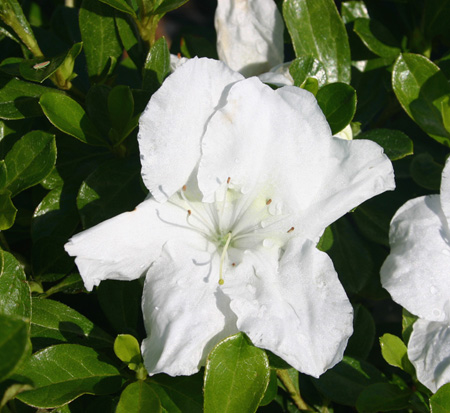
[
  {"left": 379, "top": 333, "right": 415, "bottom": 376},
  {"left": 442, "top": 96, "right": 450, "bottom": 134},
  {"left": 312, "top": 356, "right": 386, "bottom": 406},
  {"left": 0, "top": 249, "right": 31, "bottom": 319},
  {"left": 328, "top": 217, "right": 374, "bottom": 294},
  {"left": 31, "top": 186, "right": 80, "bottom": 279},
  {"left": 43, "top": 273, "right": 85, "bottom": 296},
  {"left": 143, "top": 36, "right": 170, "bottom": 93},
  {"left": 430, "top": 382, "right": 450, "bottom": 413},
  {"left": 410, "top": 153, "right": 443, "bottom": 190},
  {"left": 79, "top": 0, "right": 123, "bottom": 78},
  {"left": 289, "top": 56, "right": 327, "bottom": 88},
  {"left": 152, "top": 0, "right": 189, "bottom": 15},
  {"left": 0, "top": 313, "right": 30, "bottom": 382},
  {"left": 77, "top": 157, "right": 146, "bottom": 228},
  {"left": 114, "top": 334, "right": 142, "bottom": 370},
  {"left": 116, "top": 381, "right": 161, "bottom": 413},
  {"left": 357, "top": 128, "right": 413, "bottom": 160},
  {"left": 345, "top": 304, "right": 375, "bottom": 360},
  {"left": 341, "top": 1, "right": 369, "bottom": 24},
  {"left": 316, "top": 83, "right": 357, "bottom": 134},
  {"left": 3, "top": 130, "right": 56, "bottom": 197},
  {"left": 148, "top": 373, "right": 203, "bottom": 413},
  {"left": 259, "top": 369, "right": 278, "bottom": 406},
  {"left": 97, "top": 279, "right": 143, "bottom": 336},
  {"left": 115, "top": 12, "right": 143, "bottom": 67},
  {"left": 40, "top": 93, "right": 106, "bottom": 146},
  {"left": 402, "top": 308, "right": 417, "bottom": 344},
  {"left": 16, "top": 344, "right": 122, "bottom": 409},
  {"left": 98, "top": 0, "right": 136, "bottom": 17},
  {"left": 30, "top": 298, "right": 113, "bottom": 350},
  {"left": 356, "top": 383, "right": 411, "bottom": 412},
  {"left": 283, "top": 0, "right": 351, "bottom": 84},
  {"left": 107, "top": 85, "right": 134, "bottom": 141},
  {"left": 353, "top": 18, "right": 401, "bottom": 58},
  {"left": 392, "top": 53, "right": 450, "bottom": 147},
  {"left": 0, "top": 74, "right": 64, "bottom": 120},
  {"left": 204, "top": 333, "right": 270, "bottom": 413},
  {"left": 0, "top": 191, "right": 17, "bottom": 230}
]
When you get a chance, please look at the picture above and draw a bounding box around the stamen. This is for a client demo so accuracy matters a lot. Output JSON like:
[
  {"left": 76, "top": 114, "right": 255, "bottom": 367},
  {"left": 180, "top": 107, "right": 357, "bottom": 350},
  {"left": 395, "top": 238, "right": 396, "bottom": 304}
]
[
  {"left": 187, "top": 210, "right": 191, "bottom": 216},
  {"left": 227, "top": 177, "right": 231, "bottom": 184},
  {"left": 266, "top": 199, "right": 272, "bottom": 205},
  {"left": 179, "top": 188, "right": 215, "bottom": 232},
  {"left": 232, "top": 263, "right": 236, "bottom": 267},
  {"left": 287, "top": 227, "right": 295, "bottom": 233},
  {"left": 182, "top": 185, "right": 187, "bottom": 191},
  {"left": 219, "top": 232, "right": 232, "bottom": 285}
]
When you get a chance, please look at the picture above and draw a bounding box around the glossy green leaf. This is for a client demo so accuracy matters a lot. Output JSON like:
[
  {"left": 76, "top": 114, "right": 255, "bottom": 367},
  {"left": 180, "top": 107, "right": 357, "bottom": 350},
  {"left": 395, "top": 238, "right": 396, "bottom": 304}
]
[
  {"left": 0, "top": 313, "right": 30, "bottom": 382},
  {"left": 316, "top": 82, "right": 356, "bottom": 134},
  {"left": 77, "top": 157, "right": 146, "bottom": 228},
  {"left": 152, "top": 0, "right": 189, "bottom": 15},
  {"left": 97, "top": 279, "right": 143, "bottom": 336},
  {"left": 345, "top": 304, "right": 375, "bottom": 360},
  {"left": 148, "top": 373, "right": 203, "bottom": 413},
  {"left": 312, "top": 356, "right": 386, "bottom": 406},
  {"left": 0, "top": 249, "right": 31, "bottom": 319},
  {"left": 392, "top": 53, "right": 450, "bottom": 147},
  {"left": 0, "top": 191, "right": 17, "bottom": 230},
  {"left": 16, "top": 344, "right": 122, "bottom": 408},
  {"left": 3, "top": 130, "right": 56, "bottom": 196},
  {"left": 259, "top": 369, "right": 278, "bottom": 406},
  {"left": 410, "top": 153, "right": 443, "bottom": 190},
  {"left": 30, "top": 298, "right": 113, "bottom": 350},
  {"left": 353, "top": 18, "right": 401, "bottom": 58},
  {"left": 430, "top": 383, "right": 450, "bottom": 413},
  {"left": 40, "top": 93, "right": 106, "bottom": 146},
  {"left": 204, "top": 333, "right": 270, "bottom": 413},
  {"left": 328, "top": 217, "right": 374, "bottom": 294},
  {"left": 357, "top": 128, "right": 413, "bottom": 160},
  {"left": 283, "top": 0, "right": 351, "bottom": 84},
  {"left": 116, "top": 381, "right": 161, "bottom": 413},
  {"left": 107, "top": 85, "right": 134, "bottom": 140},
  {"left": 380, "top": 333, "right": 415, "bottom": 376},
  {"left": 57, "top": 42, "right": 83, "bottom": 83},
  {"left": 79, "top": 0, "right": 122, "bottom": 78},
  {"left": 98, "top": 0, "right": 136, "bottom": 17},
  {"left": 356, "top": 383, "right": 411, "bottom": 412},
  {"left": 289, "top": 56, "right": 327, "bottom": 88},
  {"left": 0, "top": 75, "right": 64, "bottom": 120},
  {"left": 341, "top": 1, "right": 368, "bottom": 24},
  {"left": 402, "top": 308, "right": 417, "bottom": 344},
  {"left": 0, "top": 0, "right": 35, "bottom": 45},
  {"left": 31, "top": 186, "right": 79, "bottom": 278},
  {"left": 115, "top": 12, "right": 142, "bottom": 67},
  {"left": 43, "top": 273, "right": 85, "bottom": 296},
  {"left": 142, "top": 36, "right": 170, "bottom": 93},
  {"left": 18, "top": 51, "right": 69, "bottom": 84},
  {"left": 114, "top": 334, "right": 142, "bottom": 370}
]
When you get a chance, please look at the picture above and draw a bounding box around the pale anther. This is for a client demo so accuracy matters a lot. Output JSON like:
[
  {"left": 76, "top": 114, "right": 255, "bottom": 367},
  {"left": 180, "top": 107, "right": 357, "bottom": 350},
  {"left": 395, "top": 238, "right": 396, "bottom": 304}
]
[
  {"left": 287, "top": 227, "right": 294, "bottom": 233},
  {"left": 266, "top": 199, "right": 272, "bottom": 205}
]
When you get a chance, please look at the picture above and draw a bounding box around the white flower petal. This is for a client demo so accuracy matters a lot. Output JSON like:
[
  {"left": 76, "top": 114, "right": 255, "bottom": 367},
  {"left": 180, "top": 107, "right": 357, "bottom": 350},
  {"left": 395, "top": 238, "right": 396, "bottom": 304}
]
[
  {"left": 222, "top": 239, "right": 353, "bottom": 377},
  {"left": 381, "top": 195, "right": 450, "bottom": 322},
  {"left": 198, "top": 79, "right": 331, "bottom": 210},
  {"left": 215, "top": 0, "right": 284, "bottom": 77},
  {"left": 141, "top": 241, "right": 238, "bottom": 376},
  {"left": 439, "top": 157, "right": 450, "bottom": 225},
  {"left": 65, "top": 197, "right": 203, "bottom": 291},
  {"left": 333, "top": 124, "right": 353, "bottom": 140},
  {"left": 258, "top": 62, "right": 294, "bottom": 86},
  {"left": 408, "top": 318, "right": 450, "bottom": 393},
  {"left": 138, "top": 58, "right": 243, "bottom": 201},
  {"left": 299, "top": 137, "right": 395, "bottom": 241}
]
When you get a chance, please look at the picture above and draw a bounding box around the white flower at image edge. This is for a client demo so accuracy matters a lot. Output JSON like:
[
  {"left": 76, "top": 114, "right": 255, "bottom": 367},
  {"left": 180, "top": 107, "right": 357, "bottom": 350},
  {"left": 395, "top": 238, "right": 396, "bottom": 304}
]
[
  {"left": 381, "top": 158, "right": 450, "bottom": 393},
  {"left": 65, "top": 58, "right": 395, "bottom": 377}
]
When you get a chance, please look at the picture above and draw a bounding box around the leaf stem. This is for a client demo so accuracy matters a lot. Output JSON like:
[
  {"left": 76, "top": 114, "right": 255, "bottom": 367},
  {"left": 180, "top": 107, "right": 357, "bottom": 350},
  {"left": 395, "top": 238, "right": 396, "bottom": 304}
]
[{"left": 276, "top": 369, "right": 312, "bottom": 411}]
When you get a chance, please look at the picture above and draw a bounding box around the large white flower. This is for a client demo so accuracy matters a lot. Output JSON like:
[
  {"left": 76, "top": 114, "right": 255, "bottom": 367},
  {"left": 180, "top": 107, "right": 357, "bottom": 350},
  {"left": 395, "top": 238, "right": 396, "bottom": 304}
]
[
  {"left": 381, "top": 158, "right": 450, "bottom": 393},
  {"left": 65, "top": 57, "right": 394, "bottom": 377}
]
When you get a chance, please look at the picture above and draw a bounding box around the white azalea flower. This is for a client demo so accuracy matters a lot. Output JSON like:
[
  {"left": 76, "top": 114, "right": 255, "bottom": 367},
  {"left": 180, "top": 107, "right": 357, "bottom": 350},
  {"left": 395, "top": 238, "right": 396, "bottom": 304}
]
[
  {"left": 65, "top": 57, "right": 395, "bottom": 377},
  {"left": 215, "top": 0, "right": 285, "bottom": 78},
  {"left": 381, "top": 158, "right": 450, "bottom": 393}
]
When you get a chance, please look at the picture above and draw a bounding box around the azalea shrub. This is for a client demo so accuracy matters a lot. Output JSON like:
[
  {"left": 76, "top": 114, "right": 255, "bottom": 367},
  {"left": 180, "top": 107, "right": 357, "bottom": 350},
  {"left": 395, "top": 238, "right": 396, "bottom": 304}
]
[{"left": 1, "top": 0, "right": 450, "bottom": 412}]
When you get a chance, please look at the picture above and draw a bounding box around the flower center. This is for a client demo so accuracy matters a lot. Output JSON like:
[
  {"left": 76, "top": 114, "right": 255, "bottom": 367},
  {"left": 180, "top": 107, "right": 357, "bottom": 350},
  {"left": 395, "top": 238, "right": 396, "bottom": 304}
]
[{"left": 171, "top": 178, "right": 295, "bottom": 285}]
